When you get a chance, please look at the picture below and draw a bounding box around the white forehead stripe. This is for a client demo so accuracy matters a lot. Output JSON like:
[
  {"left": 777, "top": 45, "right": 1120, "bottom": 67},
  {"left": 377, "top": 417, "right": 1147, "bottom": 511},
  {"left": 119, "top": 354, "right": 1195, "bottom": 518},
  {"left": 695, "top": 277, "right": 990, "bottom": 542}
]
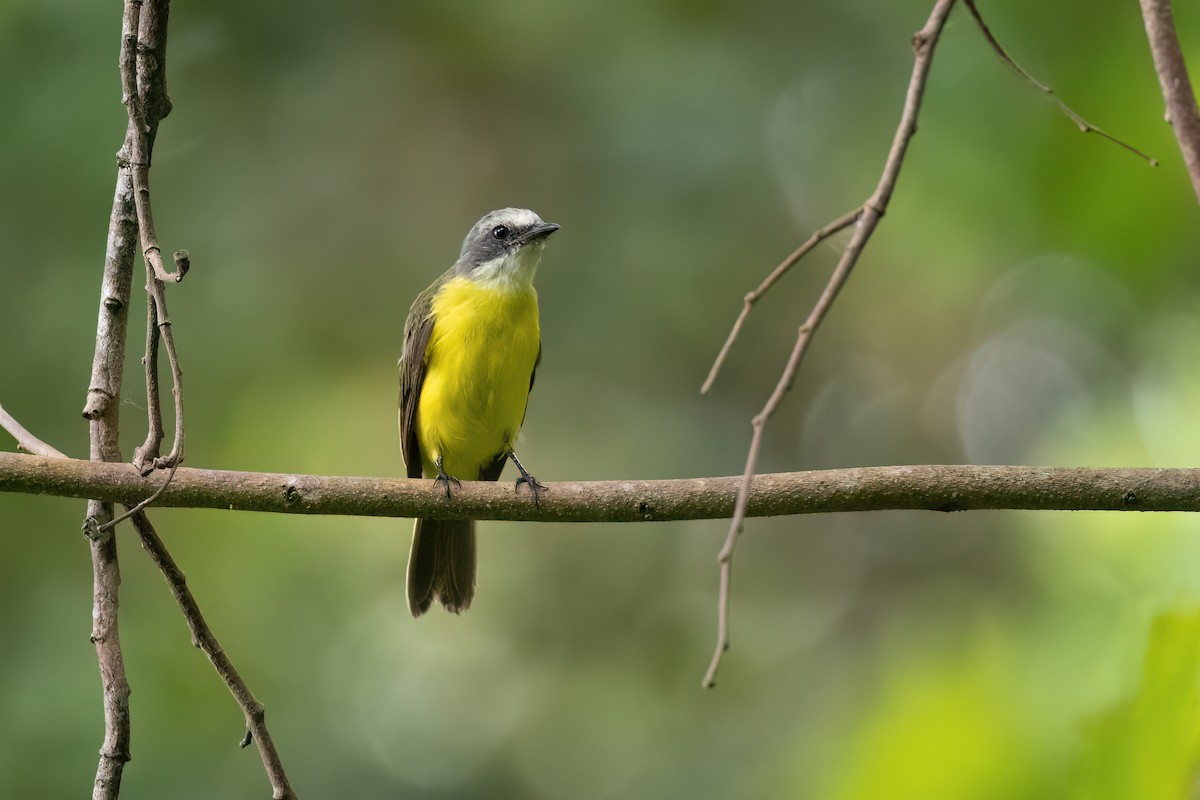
[{"left": 490, "top": 208, "right": 542, "bottom": 229}]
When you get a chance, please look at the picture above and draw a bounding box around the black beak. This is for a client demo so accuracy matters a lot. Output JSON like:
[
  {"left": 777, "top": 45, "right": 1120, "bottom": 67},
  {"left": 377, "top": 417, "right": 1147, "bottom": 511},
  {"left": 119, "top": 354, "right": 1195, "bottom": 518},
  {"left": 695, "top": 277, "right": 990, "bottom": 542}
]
[{"left": 522, "top": 221, "right": 560, "bottom": 243}]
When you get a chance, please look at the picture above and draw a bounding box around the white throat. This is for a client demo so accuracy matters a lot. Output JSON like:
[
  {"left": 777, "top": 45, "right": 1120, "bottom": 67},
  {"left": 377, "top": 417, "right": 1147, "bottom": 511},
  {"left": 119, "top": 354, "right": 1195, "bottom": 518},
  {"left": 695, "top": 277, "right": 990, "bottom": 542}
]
[{"left": 468, "top": 243, "right": 544, "bottom": 292}]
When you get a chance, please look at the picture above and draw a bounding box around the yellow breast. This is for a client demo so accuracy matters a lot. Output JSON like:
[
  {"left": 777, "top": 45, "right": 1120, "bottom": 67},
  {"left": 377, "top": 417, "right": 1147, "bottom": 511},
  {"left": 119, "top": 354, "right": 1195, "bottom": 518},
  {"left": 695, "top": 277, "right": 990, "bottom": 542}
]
[{"left": 416, "top": 276, "right": 540, "bottom": 479}]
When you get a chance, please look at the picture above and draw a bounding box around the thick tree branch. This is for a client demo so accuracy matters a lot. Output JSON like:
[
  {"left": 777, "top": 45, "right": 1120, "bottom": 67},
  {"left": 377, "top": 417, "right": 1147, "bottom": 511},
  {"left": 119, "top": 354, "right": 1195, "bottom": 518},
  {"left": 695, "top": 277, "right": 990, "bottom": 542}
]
[
  {"left": 3, "top": 452, "right": 1199, "bottom": 520},
  {"left": 1139, "top": 0, "right": 1200, "bottom": 203}
]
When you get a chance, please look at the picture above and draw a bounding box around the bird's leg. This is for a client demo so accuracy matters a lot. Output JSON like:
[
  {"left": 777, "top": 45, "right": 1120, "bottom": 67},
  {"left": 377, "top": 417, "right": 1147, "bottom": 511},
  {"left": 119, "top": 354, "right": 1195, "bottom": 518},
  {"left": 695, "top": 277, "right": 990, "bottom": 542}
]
[
  {"left": 432, "top": 454, "right": 461, "bottom": 499},
  {"left": 509, "top": 451, "right": 544, "bottom": 508}
]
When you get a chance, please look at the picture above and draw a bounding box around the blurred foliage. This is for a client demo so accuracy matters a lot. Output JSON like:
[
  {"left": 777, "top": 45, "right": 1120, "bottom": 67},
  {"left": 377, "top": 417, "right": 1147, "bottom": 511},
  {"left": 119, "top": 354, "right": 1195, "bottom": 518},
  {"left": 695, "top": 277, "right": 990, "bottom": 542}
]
[
  {"left": 1073, "top": 609, "right": 1200, "bottom": 800},
  {"left": 2, "top": 0, "right": 1200, "bottom": 797}
]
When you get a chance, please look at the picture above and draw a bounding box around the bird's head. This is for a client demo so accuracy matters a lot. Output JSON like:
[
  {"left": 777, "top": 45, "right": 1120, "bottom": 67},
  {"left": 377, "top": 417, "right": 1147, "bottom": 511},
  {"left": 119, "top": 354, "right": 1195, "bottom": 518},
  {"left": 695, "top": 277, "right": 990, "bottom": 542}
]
[{"left": 456, "top": 208, "right": 559, "bottom": 290}]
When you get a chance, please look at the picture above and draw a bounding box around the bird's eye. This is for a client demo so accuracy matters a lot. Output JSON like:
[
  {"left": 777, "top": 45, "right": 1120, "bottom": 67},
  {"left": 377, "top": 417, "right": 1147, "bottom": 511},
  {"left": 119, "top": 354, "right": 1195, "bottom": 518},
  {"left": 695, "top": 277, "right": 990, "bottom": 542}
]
[{"left": 491, "top": 225, "right": 510, "bottom": 241}]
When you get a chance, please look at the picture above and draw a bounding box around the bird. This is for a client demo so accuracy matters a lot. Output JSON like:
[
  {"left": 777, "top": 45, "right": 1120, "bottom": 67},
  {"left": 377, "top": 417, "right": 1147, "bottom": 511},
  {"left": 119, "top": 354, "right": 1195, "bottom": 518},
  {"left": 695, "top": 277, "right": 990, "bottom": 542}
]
[{"left": 399, "top": 208, "right": 559, "bottom": 616}]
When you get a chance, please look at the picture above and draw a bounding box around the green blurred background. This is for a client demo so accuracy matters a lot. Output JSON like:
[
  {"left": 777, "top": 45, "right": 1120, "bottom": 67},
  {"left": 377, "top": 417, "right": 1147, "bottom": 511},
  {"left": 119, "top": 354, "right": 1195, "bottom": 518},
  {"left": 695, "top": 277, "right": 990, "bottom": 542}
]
[{"left": 3, "top": 0, "right": 1200, "bottom": 797}]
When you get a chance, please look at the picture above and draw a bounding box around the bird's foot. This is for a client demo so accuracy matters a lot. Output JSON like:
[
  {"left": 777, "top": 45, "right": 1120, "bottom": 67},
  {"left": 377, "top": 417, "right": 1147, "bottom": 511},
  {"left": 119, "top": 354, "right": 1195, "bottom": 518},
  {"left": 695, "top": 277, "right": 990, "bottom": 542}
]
[
  {"left": 433, "top": 456, "right": 461, "bottom": 499},
  {"left": 515, "top": 474, "right": 545, "bottom": 507},
  {"left": 509, "top": 452, "right": 545, "bottom": 508}
]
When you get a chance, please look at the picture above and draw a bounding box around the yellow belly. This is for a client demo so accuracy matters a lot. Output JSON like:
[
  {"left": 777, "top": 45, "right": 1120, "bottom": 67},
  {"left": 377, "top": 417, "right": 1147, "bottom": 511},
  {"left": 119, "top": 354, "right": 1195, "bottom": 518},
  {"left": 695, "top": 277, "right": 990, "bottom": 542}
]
[{"left": 416, "top": 276, "right": 540, "bottom": 479}]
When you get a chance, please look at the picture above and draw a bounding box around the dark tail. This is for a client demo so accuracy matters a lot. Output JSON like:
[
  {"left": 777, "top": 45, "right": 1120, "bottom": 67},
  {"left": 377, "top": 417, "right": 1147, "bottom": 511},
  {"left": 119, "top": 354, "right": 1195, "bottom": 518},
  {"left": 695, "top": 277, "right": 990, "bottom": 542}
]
[{"left": 406, "top": 518, "right": 476, "bottom": 616}]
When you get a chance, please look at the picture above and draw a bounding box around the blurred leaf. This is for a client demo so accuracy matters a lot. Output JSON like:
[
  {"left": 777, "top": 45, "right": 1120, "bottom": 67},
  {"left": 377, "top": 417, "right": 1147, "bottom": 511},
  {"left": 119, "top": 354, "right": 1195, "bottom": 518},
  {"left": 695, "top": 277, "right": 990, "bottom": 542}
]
[
  {"left": 1072, "top": 608, "right": 1200, "bottom": 800},
  {"left": 818, "top": 631, "right": 1054, "bottom": 800}
]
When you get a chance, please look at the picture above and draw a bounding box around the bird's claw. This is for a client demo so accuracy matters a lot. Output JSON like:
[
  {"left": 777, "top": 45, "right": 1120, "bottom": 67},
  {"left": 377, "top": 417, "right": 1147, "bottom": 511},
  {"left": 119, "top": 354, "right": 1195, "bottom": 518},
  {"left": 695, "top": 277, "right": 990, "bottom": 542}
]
[
  {"left": 433, "top": 472, "right": 461, "bottom": 499},
  {"left": 433, "top": 456, "right": 461, "bottom": 499},
  {"left": 515, "top": 474, "right": 545, "bottom": 508}
]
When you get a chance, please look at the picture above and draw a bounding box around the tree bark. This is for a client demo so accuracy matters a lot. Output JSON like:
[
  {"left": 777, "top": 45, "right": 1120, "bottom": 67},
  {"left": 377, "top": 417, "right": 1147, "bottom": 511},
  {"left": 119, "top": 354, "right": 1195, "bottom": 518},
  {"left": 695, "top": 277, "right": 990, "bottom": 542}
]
[{"left": 4, "top": 452, "right": 1198, "bottom": 521}]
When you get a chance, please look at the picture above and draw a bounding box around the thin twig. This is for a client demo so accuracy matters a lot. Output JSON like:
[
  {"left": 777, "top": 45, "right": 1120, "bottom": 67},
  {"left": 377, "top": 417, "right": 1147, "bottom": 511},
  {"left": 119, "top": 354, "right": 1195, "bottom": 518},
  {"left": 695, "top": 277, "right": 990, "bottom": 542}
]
[
  {"left": 132, "top": 291, "right": 164, "bottom": 473},
  {"left": 1138, "top": 0, "right": 1200, "bottom": 203},
  {"left": 94, "top": 461, "right": 179, "bottom": 533},
  {"left": 128, "top": 511, "right": 297, "bottom": 800},
  {"left": 701, "top": 208, "right": 861, "bottom": 395},
  {"left": 701, "top": 0, "right": 959, "bottom": 689},
  {"left": 136, "top": 265, "right": 187, "bottom": 469},
  {"left": 964, "top": 0, "right": 1157, "bottom": 166},
  {"left": 122, "top": 0, "right": 185, "bottom": 474},
  {"left": 0, "top": 403, "right": 68, "bottom": 459}
]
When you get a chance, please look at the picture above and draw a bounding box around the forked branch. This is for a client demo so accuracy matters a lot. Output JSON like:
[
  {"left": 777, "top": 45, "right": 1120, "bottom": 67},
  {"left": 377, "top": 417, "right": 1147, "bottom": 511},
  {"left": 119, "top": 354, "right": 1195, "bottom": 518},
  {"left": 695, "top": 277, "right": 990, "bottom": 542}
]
[
  {"left": 700, "top": 0, "right": 958, "bottom": 688},
  {"left": 701, "top": 0, "right": 1162, "bottom": 689},
  {"left": 701, "top": 209, "right": 861, "bottom": 395}
]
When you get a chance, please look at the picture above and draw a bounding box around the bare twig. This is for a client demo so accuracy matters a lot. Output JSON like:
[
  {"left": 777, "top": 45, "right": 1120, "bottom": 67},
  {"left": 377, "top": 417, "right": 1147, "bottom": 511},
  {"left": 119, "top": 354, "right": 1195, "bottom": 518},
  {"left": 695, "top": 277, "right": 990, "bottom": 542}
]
[
  {"left": 964, "top": 0, "right": 1157, "bottom": 166},
  {"left": 701, "top": 0, "right": 958, "bottom": 689},
  {"left": 80, "top": 2, "right": 144, "bottom": 793},
  {"left": 0, "top": 403, "right": 68, "bottom": 459},
  {"left": 149, "top": 274, "right": 186, "bottom": 467},
  {"left": 132, "top": 292, "right": 164, "bottom": 474},
  {"left": 128, "top": 511, "right": 297, "bottom": 800},
  {"left": 132, "top": 262, "right": 187, "bottom": 471},
  {"left": 701, "top": 208, "right": 861, "bottom": 394},
  {"left": 94, "top": 461, "right": 179, "bottom": 533},
  {"left": 1138, "top": 0, "right": 1200, "bottom": 203},
  {"left": 123, "top": 0, "right": 186, "bottom": 474},
  {"left": 87, "top": 519, "right": 130, "bottom": 800}
]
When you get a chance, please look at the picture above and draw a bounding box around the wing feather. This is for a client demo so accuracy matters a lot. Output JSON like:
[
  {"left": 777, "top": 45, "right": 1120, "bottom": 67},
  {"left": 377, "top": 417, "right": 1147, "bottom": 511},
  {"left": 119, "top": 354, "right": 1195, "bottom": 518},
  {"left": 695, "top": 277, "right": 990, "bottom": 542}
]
[{"left": 398, "top": 274, "right": 448, "bottom": 479}]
